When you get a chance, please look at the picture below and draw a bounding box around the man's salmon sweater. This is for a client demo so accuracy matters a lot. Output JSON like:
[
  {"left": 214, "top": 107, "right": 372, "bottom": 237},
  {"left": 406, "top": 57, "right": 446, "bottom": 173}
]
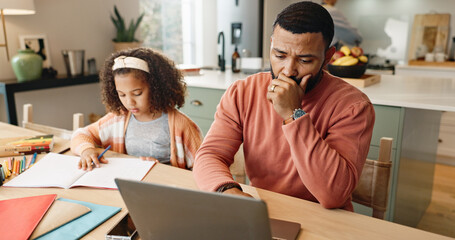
[{"left": 193, "top": 71, "right": 375, "bottom": 210}]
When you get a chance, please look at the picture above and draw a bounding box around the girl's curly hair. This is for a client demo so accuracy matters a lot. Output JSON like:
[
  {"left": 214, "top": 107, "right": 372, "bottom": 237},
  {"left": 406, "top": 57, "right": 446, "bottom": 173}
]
[{"left": 99, "top": 47, "right": 186, "bottom": 115}]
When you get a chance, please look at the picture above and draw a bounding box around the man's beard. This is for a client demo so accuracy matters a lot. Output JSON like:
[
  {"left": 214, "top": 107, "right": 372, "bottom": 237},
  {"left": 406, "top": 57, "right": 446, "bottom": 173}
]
[{"left": 270, "top": 64, "right": 324, "bottom": 93}]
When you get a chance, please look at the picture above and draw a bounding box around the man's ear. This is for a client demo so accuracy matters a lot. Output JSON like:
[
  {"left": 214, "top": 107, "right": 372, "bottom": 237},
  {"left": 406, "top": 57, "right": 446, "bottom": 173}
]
[{"left": 323, "top": 46, "right": 336, "bottom": 66}]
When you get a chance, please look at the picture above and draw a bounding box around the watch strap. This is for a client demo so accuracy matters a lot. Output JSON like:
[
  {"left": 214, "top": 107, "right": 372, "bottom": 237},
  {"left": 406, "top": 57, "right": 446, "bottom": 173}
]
[
  {"left": 216, "top": 182, "right": 243, "bottom": 193},
  {"left": 283, "top": 116, "right": 294, "bottom": 125}
]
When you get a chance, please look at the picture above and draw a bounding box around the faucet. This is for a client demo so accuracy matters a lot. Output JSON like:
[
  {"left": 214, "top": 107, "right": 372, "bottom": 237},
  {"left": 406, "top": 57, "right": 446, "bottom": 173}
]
[{"left": 218, "top": 31, "right": 225, "bottom": 72}]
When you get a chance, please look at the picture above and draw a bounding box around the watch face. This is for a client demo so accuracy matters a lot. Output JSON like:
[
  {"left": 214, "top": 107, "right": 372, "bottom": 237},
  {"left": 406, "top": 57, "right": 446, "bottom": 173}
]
[{"left": 293, "top": 109, "right": 306, "bottom": 119}]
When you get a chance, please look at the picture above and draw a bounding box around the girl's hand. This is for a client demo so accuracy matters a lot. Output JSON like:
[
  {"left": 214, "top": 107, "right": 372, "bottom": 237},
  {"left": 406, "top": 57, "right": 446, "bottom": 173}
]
[
  {"left": 140, "top": 156, "right": 158, "bottom": 162},
  {"left": 79, "top": 148, "right": 109, "bottom": 171}
]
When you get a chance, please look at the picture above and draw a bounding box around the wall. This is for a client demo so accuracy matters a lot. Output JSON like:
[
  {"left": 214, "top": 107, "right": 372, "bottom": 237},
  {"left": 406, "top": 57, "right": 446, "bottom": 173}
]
[
  {"left": 335, "top": 0, "right": 455, "bottom": 63},
  {"left": 262, "top": 0, "right": 292, "bottom": 64},
  {"left": 217, "top": 0, "right": 261, "bottom": 66},
  {"left": 195, "top": 0, "right": 217, "bottom": 67},
  {"left": 0, "top": 0, "right": 139, "bottom": 128},
  {"left": 262, "top": 0, "right": 455, "bottom": 64},
  {"left": 0, "top": 0, "right": 140, "bottom": 80}
]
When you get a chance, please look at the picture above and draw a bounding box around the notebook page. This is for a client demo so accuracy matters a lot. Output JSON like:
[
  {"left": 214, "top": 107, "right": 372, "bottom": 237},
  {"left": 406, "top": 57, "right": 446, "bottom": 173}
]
[
  {"left": 71, "top": 158, "right": 155, "bottom": 189},
  {"left": 4, "top": 153, "right": 85, "bottom": 189}
]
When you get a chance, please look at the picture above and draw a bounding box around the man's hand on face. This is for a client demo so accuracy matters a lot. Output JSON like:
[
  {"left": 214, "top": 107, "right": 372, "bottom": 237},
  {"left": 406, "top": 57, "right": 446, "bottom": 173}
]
[{"left": 266, "top": 73, "right": 310, "bottom": 119}]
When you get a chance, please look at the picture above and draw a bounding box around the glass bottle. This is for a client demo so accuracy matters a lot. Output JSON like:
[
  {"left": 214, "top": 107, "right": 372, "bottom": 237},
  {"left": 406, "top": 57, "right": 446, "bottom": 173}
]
[
  {"left": 449, "top": 37, "right": 455, "bottom": 61},
  {"left": 232, "top": 46, "right": 241, "bottom": 73}
]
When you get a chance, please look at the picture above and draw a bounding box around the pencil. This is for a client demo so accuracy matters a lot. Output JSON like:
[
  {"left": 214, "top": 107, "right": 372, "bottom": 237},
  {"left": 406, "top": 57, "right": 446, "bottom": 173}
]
[
  {"left": 13, "top": 158, "right": 17, "bottom": 174},
  {"left": 12, "top": 159, "right": 17, "bottom": 174},
  {"left": 19, "top": 159, "right": 23, "bottom": 174},
  {"left": 5, "top": 161, "right": 10, "bottom": 177},
  {"left": 8, "top": 157, "right": 12, "bottom": 171},
  {"left": 22, "top": 156, "right": 26, "bottom": 172},
  {"left": 30, "top": 152, "right": 37, "bottom": 166},
  {"left": 98, "top": 145, "right": 112, "bottom": 160},
  {"left": 3, "top": 160, "right": 9, "bottom": 177}
]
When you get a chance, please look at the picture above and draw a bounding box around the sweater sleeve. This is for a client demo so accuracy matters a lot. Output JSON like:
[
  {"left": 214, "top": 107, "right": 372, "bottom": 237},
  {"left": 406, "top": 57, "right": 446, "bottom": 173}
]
[
  {"left": 193, "top": 83, "right": 244, "bottom": 191},
  {"left": 181, "top": 118, "right": 204, "bottom": 169},
  {"left": 282, "top": 100, "right": 375, "bottom": 208},
  {"left": 70, "top": 114, "right": 106, "bottom": 156},
  {"left": 170, "top": 110, "right": 204, "bottom": 169}
]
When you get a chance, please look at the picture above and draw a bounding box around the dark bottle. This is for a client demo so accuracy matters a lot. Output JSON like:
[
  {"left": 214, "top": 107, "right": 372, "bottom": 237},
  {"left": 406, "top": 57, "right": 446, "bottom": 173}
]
[
  {"left": 449, "top": 37, "right": 455, "bottom": 61},
  {"left": 232, "top": 47, "right": 241, "bottom": 73}
]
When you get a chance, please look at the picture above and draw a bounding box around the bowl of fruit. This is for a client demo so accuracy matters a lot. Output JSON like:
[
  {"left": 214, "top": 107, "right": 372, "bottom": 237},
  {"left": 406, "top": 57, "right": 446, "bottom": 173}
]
[{"left": 328, "top": 46, "right": 368, "bottom": 78}]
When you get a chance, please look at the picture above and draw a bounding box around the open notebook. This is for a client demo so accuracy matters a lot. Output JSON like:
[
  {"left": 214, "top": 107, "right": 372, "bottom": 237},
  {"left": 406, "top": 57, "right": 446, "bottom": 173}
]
[{"left": 4, "top": 153, "right": 155, "bottom": 189}]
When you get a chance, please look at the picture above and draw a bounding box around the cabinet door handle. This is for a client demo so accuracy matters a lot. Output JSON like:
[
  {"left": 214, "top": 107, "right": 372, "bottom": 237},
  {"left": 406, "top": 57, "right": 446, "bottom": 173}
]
[{"left": 191, "top": 100, "right": 203, "bottom": 106}]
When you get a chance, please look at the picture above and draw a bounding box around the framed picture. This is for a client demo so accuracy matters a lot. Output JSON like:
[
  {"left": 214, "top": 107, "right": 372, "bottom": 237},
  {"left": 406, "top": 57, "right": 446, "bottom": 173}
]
[{"left": 19, "top": 34, "right": 52, "bottom": 68}]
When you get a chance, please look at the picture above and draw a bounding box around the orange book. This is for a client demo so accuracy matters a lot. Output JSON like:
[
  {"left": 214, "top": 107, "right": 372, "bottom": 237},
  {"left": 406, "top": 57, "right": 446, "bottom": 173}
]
[{"left": 0, "top": 194, "right": 56, "bottom": 240}]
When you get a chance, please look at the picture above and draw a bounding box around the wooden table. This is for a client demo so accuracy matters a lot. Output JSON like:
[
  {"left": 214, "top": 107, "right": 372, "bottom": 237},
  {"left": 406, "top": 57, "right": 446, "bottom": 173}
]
[{"left": 0, "top": 122, "right": 451, "bottom": 240}]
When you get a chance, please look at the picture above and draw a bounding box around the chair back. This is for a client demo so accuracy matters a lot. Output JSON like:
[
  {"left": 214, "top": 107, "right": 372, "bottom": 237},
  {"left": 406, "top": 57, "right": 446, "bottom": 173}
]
[
  {"left": 22, "top": 103, "right": 84, "bottom": 140},
  {"left": 352, "top": 137, "right": 393, "bottom": 219},
  {"left": 230, "top": 144, "right": 246, "bottom": 184}
]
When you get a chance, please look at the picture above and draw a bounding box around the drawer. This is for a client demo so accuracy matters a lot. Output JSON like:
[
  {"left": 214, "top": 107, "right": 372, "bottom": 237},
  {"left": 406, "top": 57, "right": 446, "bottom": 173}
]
[
  {"left": 371, "top": 105, "right": 402, "bottom": 149},
  {"left": 180, "top": 87, "right": 225, "bottom": 119},
  {"left": 437, "top": 123, "right": 455, "bottom": 157}
]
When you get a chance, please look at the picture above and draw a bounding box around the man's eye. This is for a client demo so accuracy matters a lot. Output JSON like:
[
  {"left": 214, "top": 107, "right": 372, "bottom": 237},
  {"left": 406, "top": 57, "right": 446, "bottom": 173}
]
[
  {"left": 275, "top": 54, "right": 285, "bottom": 59},
  {"left": 134, "top": 92, "right": 142, "bottom": 96},
  {"left": 300, "top": 59, "right": 311, "bottom": 63}
]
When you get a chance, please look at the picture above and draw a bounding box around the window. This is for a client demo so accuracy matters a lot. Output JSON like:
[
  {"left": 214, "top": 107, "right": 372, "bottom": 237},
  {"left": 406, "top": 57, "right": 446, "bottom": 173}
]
[{"left": 139, "top": 0, "right": 196, "bottom": 65}]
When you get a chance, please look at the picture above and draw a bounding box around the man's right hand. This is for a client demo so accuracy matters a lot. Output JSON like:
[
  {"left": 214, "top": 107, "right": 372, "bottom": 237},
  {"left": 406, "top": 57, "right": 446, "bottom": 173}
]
[
  {"left": 78, "top": 148, "right": 108, "bottom": 171},
  {"left": 267, "top": 73, "right": 310, "bottom": 120},
  {"left": 223, "top": 187, "right": 254, "bottom": 198}
]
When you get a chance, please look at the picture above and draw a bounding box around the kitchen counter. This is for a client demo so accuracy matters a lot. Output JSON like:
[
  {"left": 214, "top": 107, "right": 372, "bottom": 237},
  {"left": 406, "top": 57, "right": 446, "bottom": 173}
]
[
  {"left": 360, "top": 75, "right": 455, "bottom": 112},
  {"left": 395, "top": 64, "right": 455, "bottom": 79},
  {"left": 182, "top": 70, "right": 453, "bottom": 226},
  {"left": 185, "top": 70, "right": 455, "bottom": 112}
]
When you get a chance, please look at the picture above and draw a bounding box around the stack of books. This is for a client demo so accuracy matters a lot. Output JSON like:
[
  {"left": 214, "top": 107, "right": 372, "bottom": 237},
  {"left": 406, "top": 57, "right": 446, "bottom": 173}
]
[{"left": 0, "top": 135, "right": 54, "bottom": 157}]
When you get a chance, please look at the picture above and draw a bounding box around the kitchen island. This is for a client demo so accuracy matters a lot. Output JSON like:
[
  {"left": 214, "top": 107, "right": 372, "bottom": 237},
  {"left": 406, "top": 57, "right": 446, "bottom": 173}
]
[{"left": 181, "top": 70, "right": 455, "bottom": 227}]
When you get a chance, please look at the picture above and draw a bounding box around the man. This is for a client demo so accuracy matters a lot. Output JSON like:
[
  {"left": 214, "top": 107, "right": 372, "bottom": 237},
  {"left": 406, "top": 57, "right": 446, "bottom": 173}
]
[
  {"left": 193, "top": 1, "right": 374, "bottom": 210},
  {"left": 321, "top": 0, "right": 363, "bottom": 47}
]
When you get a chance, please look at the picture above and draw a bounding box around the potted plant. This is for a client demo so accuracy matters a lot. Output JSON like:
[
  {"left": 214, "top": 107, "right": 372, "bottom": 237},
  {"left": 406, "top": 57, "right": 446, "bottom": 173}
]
[{"left": 111, "top": 5, "right": 144, "bottom": 52}]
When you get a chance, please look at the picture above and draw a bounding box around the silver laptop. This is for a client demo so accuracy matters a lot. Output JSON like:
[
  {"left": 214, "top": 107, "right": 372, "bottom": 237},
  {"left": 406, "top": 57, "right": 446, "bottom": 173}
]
[{"left": 115, "top": 179, "right": 300, "bottom": 240}]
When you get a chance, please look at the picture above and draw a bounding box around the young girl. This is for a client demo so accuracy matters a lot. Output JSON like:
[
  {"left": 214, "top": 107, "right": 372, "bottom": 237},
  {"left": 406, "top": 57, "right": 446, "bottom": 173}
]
[{"left": 71, "top": 47, "right": 203, "bottom": 171}]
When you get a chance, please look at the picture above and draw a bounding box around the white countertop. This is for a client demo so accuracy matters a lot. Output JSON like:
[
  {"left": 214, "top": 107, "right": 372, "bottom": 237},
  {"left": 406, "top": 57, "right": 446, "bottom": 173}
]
[
  {"left": 359, "top": 75, "right": 455, "bottom": 112},
  {"left": 396, "top": 64, "right": 455, "bottom": 72},
  {"left": 184, "top": 70, "right": 250, "bottom": 90},
  {"left": 185, "top": 70, "right": 455, "bottom": 112}
]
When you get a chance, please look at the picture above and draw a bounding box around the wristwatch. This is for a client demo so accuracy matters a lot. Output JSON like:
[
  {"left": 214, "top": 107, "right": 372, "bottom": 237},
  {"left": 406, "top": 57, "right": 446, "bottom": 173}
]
[
  {"left": 292, "top": 108, "right": 306, "bottom": 120},
  {"left": 283, "top": 108, "right": 306, "bottom": 125},
  {"left": 216, "top": 182, "right": 243, "bottom": 193}
]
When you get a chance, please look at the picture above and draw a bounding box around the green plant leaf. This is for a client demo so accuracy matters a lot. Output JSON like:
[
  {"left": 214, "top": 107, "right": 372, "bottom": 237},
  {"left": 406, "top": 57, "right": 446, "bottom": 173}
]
[
  {"left": 134, "top": 13, "right": 145, "bottom": 31},
  {"left": 127, "top": 20, "right": 135, "bottom": 42},
  {"left": 111, "top": 5, "right": 143, "bottom": 42},
  {"left": 113, "top": 5, "right": 125, "bottom": 34}
]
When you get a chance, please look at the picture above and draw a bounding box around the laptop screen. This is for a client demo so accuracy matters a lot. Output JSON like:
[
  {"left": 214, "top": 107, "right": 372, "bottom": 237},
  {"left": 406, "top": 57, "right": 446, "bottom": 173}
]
[{"left": 115, "top": 178, "right": 300, "bottom": 240}]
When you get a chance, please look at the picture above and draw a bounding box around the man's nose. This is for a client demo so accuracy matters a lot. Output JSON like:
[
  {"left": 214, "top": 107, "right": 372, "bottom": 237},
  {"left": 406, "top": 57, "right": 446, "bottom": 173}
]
[{"left": 282, "top": 59, "right": 298, "bottom": 77}]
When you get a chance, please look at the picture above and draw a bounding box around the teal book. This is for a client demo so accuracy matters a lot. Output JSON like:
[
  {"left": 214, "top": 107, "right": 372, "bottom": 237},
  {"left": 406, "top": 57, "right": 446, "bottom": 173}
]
[{"left": 36, "top": 198, "right": 121, "bottom": 240}]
